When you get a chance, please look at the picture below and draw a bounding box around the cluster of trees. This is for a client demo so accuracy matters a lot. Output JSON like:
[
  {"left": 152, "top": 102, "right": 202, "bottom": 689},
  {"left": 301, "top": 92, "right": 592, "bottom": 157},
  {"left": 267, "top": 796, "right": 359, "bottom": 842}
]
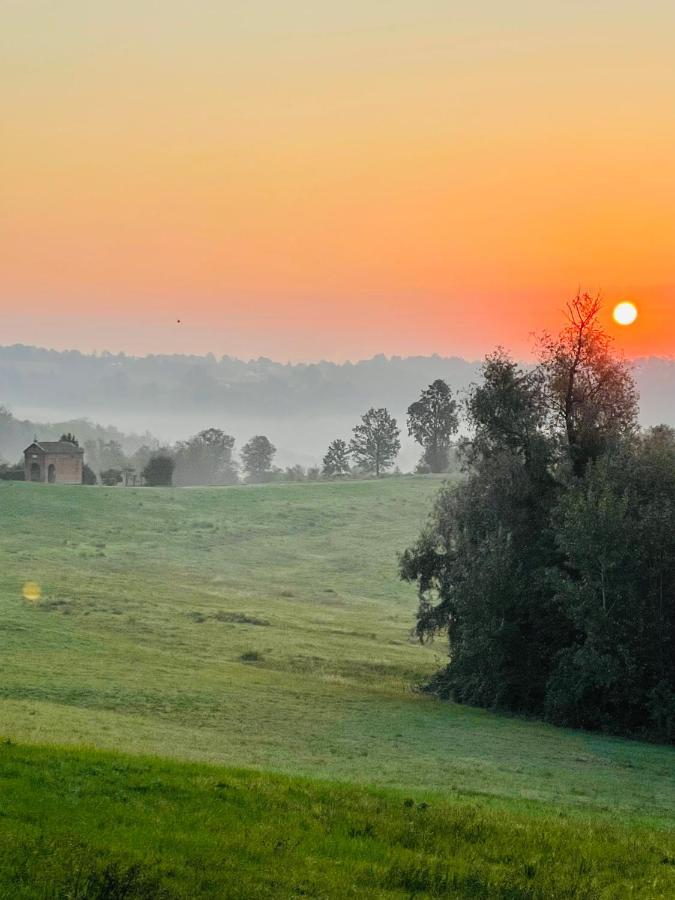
[
  {"left": 400, "top": 295, "right": 675, "bottom": 742},
  {"left": 78, "top": 433, "right": 282, "bottom": 487},
  {"left": 322, "top": 382, "right": 459, "bottom": 478}
]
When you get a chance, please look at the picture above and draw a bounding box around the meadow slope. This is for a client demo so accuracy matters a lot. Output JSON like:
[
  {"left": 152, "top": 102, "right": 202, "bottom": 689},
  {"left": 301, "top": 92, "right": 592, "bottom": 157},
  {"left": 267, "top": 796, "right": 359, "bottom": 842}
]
[
  {"left": 0, "top": 742, "right": 673, "bottom": 899},
  {"left": 0, "top": 478, "right": 673, "bottom": 830}
]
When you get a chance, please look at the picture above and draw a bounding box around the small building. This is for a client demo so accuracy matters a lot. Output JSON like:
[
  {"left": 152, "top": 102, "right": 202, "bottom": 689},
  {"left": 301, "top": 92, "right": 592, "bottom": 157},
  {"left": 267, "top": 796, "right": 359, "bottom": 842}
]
[{"left": 24, "top": 440, "right": 84, "bottom": 484}]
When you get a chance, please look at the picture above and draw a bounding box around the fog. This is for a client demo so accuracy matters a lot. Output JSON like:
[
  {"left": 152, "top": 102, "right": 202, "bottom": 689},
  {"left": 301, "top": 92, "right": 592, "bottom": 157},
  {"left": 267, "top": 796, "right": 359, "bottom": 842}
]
[
  {"left": 2, "top": 347, "right": 673, "bottom": 473},
  {"left": 9, "top": 404, "right": 424, "bottom": 471}
]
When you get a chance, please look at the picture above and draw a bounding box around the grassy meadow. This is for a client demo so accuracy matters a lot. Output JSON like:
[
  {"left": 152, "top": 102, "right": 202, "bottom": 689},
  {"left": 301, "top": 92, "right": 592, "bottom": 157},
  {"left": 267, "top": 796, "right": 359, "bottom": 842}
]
[{"left": 0, "top": 477, "right": 674, "bottom": 896}]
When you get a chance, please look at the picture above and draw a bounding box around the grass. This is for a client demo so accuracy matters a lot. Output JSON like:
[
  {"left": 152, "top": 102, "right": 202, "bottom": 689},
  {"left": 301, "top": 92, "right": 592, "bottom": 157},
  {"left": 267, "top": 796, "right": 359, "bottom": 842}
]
[
  {"left": 0, "top": 741, "right": 673, "bottom": 899},
  {"left": 0, "top": 477, "right": 674, "bottom": 895}
]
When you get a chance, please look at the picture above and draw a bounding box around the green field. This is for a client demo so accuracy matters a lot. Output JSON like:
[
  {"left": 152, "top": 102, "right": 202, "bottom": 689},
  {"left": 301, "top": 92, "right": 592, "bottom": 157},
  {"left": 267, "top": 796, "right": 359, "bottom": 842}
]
[{"left": 1, "top": 478, "right": 674, "bottom": 896}]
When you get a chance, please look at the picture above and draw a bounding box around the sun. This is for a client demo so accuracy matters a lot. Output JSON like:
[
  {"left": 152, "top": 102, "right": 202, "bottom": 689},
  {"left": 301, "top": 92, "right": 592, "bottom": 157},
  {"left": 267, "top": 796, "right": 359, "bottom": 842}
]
[{"left": 613, "top": 301, "right": 638, "bottom": 326}]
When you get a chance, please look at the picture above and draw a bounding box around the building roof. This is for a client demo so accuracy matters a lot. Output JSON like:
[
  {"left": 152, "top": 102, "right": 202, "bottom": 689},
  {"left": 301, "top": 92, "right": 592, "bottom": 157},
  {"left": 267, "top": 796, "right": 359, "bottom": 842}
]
[{"left": 25, "top": 441, "right": 84, "bottom": 456}]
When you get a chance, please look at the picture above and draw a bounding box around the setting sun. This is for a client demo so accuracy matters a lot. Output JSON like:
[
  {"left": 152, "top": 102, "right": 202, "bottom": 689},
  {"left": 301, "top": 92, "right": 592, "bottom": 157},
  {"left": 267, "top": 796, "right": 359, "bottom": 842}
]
[{"left": 613, "top": 302, "right": 639, "bottom": 327}]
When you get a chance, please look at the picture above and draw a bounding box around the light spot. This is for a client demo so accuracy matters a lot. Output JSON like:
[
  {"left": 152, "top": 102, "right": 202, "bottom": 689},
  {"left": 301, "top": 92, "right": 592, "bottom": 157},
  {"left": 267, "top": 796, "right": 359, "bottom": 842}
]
[{"left": 22, "top": 581, "right": 42, "bottom": 603}]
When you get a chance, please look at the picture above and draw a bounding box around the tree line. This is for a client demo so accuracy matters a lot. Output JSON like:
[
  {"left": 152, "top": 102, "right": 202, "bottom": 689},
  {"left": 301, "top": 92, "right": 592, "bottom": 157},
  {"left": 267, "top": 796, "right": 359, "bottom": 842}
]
[
  {"left": 400, "top": 295, "right": 675, "bottom": 742},
  {"left": 147, "top": 384, "right": 460, "bottom": 485},
  {"left": 2, "top": 382, "right": 462, "bottom": 486}
]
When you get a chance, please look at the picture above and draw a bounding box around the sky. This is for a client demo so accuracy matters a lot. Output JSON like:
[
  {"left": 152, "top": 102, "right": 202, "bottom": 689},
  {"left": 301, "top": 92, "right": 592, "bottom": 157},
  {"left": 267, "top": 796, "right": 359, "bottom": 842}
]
[{"left": 2, "top": 1, "right": 674, "bottom": 361}]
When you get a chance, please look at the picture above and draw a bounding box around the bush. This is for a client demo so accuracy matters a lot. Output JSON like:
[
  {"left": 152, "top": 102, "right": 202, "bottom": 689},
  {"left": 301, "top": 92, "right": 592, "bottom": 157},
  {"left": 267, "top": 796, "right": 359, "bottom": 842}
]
[
  {"left": 142, "top": 455, "right": 175, "bottom": 487},
  {"left": 0, "top": 462, "right": 24, "bottom": 481}
]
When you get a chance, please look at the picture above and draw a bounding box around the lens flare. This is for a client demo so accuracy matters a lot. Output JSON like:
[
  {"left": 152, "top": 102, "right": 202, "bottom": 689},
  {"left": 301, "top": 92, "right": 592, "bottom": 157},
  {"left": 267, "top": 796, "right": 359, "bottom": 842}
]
[
  {"left": 613, "top": 302, "right": 638, "bottom": 326},
  {"left": 22, "top": 581, "right": 42, "bottom": 603}
]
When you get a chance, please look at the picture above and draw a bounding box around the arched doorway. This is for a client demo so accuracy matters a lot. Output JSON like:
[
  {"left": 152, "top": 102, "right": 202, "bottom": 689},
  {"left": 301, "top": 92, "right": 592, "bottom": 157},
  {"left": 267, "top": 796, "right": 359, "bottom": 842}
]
[
  {"left": 47, "top": 464, "right": 56, "bottom": 483},
  {"left": 30, "top": 462, "right": 41, "bottom": 481}
]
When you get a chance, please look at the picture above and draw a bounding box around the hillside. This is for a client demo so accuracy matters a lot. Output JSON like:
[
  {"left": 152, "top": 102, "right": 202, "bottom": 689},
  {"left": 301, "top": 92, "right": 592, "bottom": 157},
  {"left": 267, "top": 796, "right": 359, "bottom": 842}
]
[
  {"left": 1, "top": 742, "right": 673, "bottom": 898},
  {"left": 1, "top": 478, "right": 674, "bottom": 823}
]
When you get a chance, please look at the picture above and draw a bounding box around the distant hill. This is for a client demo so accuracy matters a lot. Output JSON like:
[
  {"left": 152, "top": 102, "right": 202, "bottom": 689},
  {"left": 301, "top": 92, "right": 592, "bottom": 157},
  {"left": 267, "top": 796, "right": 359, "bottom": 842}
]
[
  {"left": 0, "top": 344, "right": 483, "bottom": 415},
  {"left": 0, "top": 345, "right": 672, "bottom": 467},
  {"left": 0, "top": 405, "right": 155, "bottom": 465}
]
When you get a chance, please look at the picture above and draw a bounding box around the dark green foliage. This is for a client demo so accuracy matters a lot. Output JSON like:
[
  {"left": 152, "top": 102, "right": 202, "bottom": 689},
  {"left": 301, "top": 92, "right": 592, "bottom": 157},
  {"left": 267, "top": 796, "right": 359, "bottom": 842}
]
[
  {"left": 407, "top": 379, "right": 459, "bottom": 472},
  {"left": 546, "top": 427, "right": 675, "bottom": 738},
  {"left": 350, "top": 408, "right": 401, "bottom": 477},
  {"left": 82, "top": 463, "right": 97, "bottom": 485},
  {"left": 402, "top": 300, "right": 674, "bottom": 741},
  {"left": 173, "top": 428, "right": 238, "bottom": 486},
  {"left": 240, "top": 435, "right": 276, "bottom": 483},
  {"left": 142, "top": 455, "right": 175, "bottom": 487},
  {"left": 100, "top": 468, "right": 123, "bottom": 487},
  {"left": 322, "top": 438, "right": 351, "bottom": 477},
  {"left": 401, "top": 354, "right": 567, "bottom": 715},
  {"left": 0, "top": 461, "right": 24, "bottom": 481},
  {"left": 59, "top": 432, "right": 79, "bottom": 446}
]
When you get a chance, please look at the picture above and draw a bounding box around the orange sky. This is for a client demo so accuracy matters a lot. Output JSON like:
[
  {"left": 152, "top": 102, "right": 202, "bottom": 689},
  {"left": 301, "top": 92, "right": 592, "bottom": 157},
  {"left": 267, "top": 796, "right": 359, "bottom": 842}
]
[{"left": 1, "top": 2, "right": 674, "bottom": 360}]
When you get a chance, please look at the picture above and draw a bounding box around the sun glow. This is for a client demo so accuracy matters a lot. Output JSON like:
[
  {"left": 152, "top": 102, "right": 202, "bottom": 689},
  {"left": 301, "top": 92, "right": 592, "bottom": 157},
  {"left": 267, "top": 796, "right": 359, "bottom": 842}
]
[{"left": 613, "top": 302, "right": 638, "bottom": 327}]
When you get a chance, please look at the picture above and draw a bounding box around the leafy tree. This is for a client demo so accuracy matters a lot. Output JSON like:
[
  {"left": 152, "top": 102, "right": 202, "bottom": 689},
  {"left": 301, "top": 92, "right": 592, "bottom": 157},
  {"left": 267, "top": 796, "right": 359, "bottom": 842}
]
[
  {"left": 407, "top": 380, "right": 459, "bottom": 473},
  {"left": 100, "top": 468, "right": 123, "bottom": 487},
  {"left": 81, "top": 463, "right": 97, "bottom": 485},
  {"left": 322, "top": 439, "right": 350, "bottom": 477},
  {"left": 59, "top": 432, "right": 79, "bottom": 446},
  {"left": 241, "top": 436, "right": 276, "bottom": 483},
  {"left": 142, "top": 454, "right": 175, "bottom": 487},
  {"left": 173, "top": 428, "right": 238, "bottom": 486},
  {"left": 350, "top": 408, "right": 400, "bottom": 477},
  {"left": 401, "top": 353, "right": 563, "bottom": 713},
  {"left": 538, "top": 292, "right": 639, "bottom": 477}
]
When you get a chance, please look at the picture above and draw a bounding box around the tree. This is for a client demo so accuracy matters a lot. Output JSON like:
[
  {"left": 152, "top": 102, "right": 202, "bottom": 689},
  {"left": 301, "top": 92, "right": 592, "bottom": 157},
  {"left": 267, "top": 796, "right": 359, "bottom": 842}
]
[
  {"left": 538, "top": 292, "right": 639, "bottom": 477},
  {"left": 241, "top": 436, "right": 276, "bottom": 483},
  {"left": 173, "top": 428, "right": 238, "bottom": 486},
  {"left": 401, "top": 353, "right": 563, "bottom": 713},
  {"left": 407, "top": 379, "right": 459, "bottom": 473},
  {"left": 142, "top": 454, "right": 175, "bottom": 486},
  {"left": 81, "top": 463, "right": 97, "bottom": 485},
  {"left": 322, "top": 439, "right": 351, "bottom": 477},
  {"left": 349, "top": 408, "right": 400, "bottom": 477},
  {"left": 100, "top": 468, "right": 123, "bottom": 486},
  {"left": 59, "top": 432, "right": 79, "bottom": 446}
]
